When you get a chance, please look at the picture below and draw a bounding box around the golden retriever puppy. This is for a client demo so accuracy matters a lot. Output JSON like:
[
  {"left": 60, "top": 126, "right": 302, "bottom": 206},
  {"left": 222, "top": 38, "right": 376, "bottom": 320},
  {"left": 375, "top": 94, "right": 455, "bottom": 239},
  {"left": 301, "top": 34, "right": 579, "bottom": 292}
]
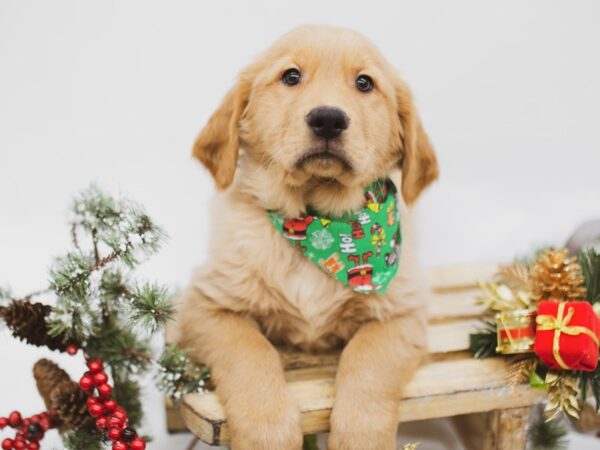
[{"left": 176, "top": 25, "right": 438, "bottom": 450}]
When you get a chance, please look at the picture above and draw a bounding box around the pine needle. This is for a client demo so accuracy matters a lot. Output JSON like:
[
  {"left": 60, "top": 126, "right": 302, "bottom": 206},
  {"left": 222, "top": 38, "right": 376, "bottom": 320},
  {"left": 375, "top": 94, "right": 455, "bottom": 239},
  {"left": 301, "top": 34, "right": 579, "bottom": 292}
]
[
  {"left": 529, "top": 414, "right": 569, "bottom": 450},
  {"left": 127, "top": 282, "right": 174, "bottom": 333},
  {"left": 469, "top": 319, "right": 498, "bottom": 359},
  {"left": 156, "top": 344, "right": 211, "bottom": 400},
  {"left": 578, "top": 248, "right": 600, "bottom": 304}
]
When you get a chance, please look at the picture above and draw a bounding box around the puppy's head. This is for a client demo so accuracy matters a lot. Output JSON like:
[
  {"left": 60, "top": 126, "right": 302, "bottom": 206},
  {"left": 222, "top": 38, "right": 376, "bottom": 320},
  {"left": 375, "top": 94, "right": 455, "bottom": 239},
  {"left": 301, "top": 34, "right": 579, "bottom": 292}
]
[{"left": 193, "top": 26, "right": 438, "bottom": 207}]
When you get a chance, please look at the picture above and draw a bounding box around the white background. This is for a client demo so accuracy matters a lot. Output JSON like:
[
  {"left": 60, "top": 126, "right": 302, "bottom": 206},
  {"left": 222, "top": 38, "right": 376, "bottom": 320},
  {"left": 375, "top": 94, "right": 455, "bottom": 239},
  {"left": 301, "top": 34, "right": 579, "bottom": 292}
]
[{"left": 1, "top": 1, "right": 599, "bottom": 448}]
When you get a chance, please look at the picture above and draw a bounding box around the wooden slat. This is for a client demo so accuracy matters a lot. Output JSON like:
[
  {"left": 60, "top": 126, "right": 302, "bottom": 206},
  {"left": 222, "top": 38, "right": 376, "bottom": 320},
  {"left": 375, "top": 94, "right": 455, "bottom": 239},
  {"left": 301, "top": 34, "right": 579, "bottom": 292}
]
[
  {"left": 427, "top": 319, "right": 479, "bottom": 353},
  {"left": 166, "top": 318, "right": 485, "bottom": 434},
  {"left": 427, "top": 263, "right": 499, "bottom": 291},
  {"left": 278, "top": 317, "right": 479, "bottom": 370},
  {"left": 428, "top": 288, "right": 485, "bottom": 321},
  {"left": 167, "top": 263, "right": 521, "bottom": 439},
  {"left": 179, "top": 354, "right": 544, "bottom": 444}
]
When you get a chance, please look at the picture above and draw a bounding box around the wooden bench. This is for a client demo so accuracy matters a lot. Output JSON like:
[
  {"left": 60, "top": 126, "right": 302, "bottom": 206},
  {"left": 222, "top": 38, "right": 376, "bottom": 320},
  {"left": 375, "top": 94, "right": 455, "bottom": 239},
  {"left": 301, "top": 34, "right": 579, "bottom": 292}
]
[{"left": 166, "top": 264, "right": 545, "bottom": 449}]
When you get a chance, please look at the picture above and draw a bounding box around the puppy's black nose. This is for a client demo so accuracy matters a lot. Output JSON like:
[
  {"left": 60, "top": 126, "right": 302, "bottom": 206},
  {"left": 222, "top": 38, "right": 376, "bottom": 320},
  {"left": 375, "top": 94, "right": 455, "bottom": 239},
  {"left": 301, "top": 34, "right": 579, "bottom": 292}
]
[{"left": 306, "top": 106, "right": 349, "bottom": 140}]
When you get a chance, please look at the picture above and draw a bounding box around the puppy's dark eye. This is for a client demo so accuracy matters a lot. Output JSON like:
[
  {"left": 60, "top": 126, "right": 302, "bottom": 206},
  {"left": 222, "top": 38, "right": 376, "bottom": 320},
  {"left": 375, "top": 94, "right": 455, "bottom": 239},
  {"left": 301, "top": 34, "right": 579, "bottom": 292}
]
[
  {"left": 356, "top": 74, "right": 374, "bottom": 93},
  {"left": 282, "top": 68, "right": 301, "bottom": 86}
]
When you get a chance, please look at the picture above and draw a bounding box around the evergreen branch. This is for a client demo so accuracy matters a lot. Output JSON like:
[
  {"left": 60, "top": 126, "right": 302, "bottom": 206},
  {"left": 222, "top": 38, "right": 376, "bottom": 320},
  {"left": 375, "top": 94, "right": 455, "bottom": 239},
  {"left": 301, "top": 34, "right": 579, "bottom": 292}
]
[
  {"left": 91, "top": 228, "right": 100, "bottom": 264},
  {"left": 157, "top": 344, "right": 211, "bottom": 400},
  {"left": 85, "top": 325, "right": 152, "bottom": 375},
  {"left": 0, "top": 286, "right": 13, "bottom": 306},
  {"left": 576, "top": 364, "right": 600, "bottom": 412},
  {"left": 49, "top": 251, "right": 96, "bottom": 297},
  {"left": 2, "top": 184, "right": 170, "bottom": 447},
  {"left": 126, "top": 283, "right": 174, "bottom": 333},
  {"left": 469, "top": 319, "right": 498, "bottom": 359},
  {"left": 70, "top": 222, "right": 80, "bottom": 250},
  {"left": 99, "top": 269, "right": 130, "bottom": 304},
  {"left": 528, "top": 412, "right": 569, "bottom": 450},
  {"left": 46, "top": 303, "right": 95, "bottom": 342},
  {"left": 112, "top": 377, "right": 143, "bottom": 428},
  {"left": 62, "top": 427, "right": 103, "bottom": 450},
  {"left": 71, "top": 184, "right": 166, "bottom": 269},
  {"left": 578, "top": 248, "right": 600, "bottom": 304}
]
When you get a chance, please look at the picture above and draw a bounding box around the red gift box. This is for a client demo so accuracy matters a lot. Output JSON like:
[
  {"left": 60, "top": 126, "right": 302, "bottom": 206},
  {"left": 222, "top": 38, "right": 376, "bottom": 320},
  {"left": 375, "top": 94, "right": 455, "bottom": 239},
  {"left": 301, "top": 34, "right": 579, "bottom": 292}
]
[{"left": 534, "top": 300, "right": 600, "bottom": 372}]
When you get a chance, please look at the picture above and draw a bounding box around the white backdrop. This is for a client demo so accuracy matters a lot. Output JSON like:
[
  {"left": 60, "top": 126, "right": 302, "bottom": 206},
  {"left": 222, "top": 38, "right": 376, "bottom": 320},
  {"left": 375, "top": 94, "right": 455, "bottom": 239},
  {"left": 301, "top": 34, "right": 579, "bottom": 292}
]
[{"left": 1, "top": 1, "right": 599, "bottom": 448}]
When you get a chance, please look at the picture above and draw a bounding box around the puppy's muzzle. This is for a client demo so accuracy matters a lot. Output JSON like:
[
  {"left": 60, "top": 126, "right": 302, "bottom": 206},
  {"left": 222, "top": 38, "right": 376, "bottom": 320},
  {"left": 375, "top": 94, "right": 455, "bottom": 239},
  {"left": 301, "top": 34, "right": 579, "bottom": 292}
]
[{"left": 306, "top": 106, "right": 349, "bottom": 140}]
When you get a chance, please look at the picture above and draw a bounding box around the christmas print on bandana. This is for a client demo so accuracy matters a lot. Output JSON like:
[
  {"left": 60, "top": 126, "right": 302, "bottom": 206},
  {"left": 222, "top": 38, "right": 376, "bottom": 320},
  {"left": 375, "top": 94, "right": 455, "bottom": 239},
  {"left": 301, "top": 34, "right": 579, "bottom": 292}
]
[{"left": 268, "top": 179, "right": 401, "bottom": 294}]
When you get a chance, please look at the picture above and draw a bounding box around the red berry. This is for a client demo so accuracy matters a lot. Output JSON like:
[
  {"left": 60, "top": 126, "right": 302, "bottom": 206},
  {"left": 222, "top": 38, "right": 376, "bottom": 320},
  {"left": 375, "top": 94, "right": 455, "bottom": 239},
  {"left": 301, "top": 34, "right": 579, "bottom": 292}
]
[
  {"left": 0, "top": 417, "right": 7, "bottom": 429},
  {"left": 93, "top": 371, "right": 108, "bottom": 385},
  {"left": 129, "top": 438, "right": 146, "bottom": 450},
  {"left": 27, "top": 443, "right": 39, "bottom": 450},
  {"left": 1, "top": 439, "right": 14, "bottom": 450},
  {"left": 65, "top": 344, "right": 79, "bottom": 355},
  {"left": 112, "top": 441, "right": 127, "bottom": 450},
  {"left": 8, "top": 411, "right": 22, "bottom": 427},
  {"left": 97, "top": 383, "right": 112, "bottom": 398},
  {"left": 88, "top": 403, "right": 104, "bottom": 417},
  {"left": 79, "top": 375, "right": 94, "bottom": 390},
  {"left": 39, "top": 417, "right": 50, "bottom": 431},
  {"left": 87, "top": 359, "right": 104, "bottom": 373},
  {"left": 107, "top": 427, "right": 122, "bottom": 441},
  {"left": 87, "top": 396, "right": 101, "bottom": 408},
  {"left": 14, "top": 441, "right": 25, "bottom": 450},
  {"left": 103, "top": 399, "right": 117, "bottom": 411},
  {"left": 95, "top": 417, "right": 107, "bottom": 430},
  {"left": 112, "top": 409, "right": 126, "bottom": 421},
  {"left": 107, "top": 416, "right": 124, "bottom": 429}
]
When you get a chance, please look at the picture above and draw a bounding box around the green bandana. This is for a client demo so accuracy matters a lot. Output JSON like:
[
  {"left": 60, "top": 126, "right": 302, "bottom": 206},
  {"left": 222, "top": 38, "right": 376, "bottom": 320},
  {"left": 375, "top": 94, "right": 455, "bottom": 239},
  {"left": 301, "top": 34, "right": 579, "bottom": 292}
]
[{"left": 268, "top": 179, "right": 401, "bottom": 294}]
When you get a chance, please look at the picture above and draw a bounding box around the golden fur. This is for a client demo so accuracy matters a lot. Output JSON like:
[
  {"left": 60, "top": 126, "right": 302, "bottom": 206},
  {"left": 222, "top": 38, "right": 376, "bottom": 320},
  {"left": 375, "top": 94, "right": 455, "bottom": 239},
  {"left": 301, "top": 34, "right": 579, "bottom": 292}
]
[{"left": 176, "top": 25, "right": 439, "bottom": 450}]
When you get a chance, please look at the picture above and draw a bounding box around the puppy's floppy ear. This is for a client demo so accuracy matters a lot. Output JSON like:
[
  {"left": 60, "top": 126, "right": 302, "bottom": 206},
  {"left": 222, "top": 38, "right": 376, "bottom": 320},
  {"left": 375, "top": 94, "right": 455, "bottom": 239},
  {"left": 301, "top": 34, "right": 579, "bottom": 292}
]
[
  {"left": 192, "top": 74, "right": 251, "bottom": 190},
  {"left": 395, "top": 79, "right": 439, "bottom": 205}
]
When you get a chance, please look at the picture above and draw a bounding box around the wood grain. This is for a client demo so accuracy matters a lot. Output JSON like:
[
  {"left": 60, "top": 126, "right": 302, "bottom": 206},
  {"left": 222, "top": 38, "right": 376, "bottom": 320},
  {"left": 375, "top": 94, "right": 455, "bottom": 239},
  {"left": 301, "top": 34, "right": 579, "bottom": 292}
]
[{"left": 166, "top": 263, "right": 543, "bottom": 448}]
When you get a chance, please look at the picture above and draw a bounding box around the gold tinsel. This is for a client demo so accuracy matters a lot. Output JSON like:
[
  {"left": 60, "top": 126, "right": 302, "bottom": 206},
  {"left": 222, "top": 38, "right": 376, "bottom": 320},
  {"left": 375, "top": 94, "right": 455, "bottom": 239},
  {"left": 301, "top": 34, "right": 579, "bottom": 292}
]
[
  {"left": 506, "top": 358, "right": 537, "bottom": 389},
  {"left": 400, "top": 444, "right": 419, "bottom": 450},
  {"left": 531, "top": 249, "right": 586, "bottom": 303},
  {"left": 477, "top": 281, "right": 531, "bottom": 312},
  {"left": 545, "top": 372, "right": 580, "bottom": 421},
  {"left": 496, "top": 262, "right": 532, "bottom": 292}
]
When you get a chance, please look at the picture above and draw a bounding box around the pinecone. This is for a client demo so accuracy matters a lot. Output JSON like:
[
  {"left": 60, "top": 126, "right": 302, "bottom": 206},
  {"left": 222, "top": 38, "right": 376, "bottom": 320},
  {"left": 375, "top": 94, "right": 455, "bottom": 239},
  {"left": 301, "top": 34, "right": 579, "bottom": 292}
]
[
  {"left": 51, "top": 381, "right": 93, "bottom": 430},
  {"left": 33, "top": 358, "right": 72, "bottom": 412},
  {"left": 531, "top": 249, "right": 587, "bottom": 302},
  {"left": 0, "top": 300, "right": 73, "bottom": 351}
]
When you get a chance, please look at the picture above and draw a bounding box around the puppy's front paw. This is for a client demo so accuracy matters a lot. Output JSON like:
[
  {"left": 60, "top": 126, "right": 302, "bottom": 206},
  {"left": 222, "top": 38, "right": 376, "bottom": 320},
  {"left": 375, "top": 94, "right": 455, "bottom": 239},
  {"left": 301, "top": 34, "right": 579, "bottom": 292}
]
[
  {"left": 227, "top": 391, "right": 303, "bottom": 450},
  {"left": 327, "top": 408, "right": 397, "bottom": 450}
]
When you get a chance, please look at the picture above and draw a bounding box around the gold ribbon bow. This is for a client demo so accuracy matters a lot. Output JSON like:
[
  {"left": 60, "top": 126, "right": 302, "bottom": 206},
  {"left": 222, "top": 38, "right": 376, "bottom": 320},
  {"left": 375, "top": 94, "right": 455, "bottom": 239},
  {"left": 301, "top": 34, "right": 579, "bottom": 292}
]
[{"left": 536, "top": 302, "right": 600, "bottom": 370}]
